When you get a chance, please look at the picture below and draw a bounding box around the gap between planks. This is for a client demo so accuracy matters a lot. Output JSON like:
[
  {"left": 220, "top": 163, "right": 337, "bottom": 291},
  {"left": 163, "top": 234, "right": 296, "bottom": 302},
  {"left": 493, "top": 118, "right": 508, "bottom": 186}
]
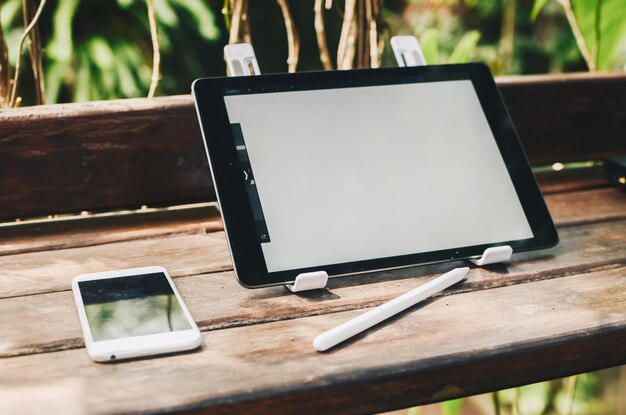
[
  {"left": 0, "top": 186, "right": 624, "bottom": 259},
  {"left": 2, "top": 257, "right": 624, "bottom": 358},
  {"left": 1, "top": 210, "right": 626, "bottom": 300}
]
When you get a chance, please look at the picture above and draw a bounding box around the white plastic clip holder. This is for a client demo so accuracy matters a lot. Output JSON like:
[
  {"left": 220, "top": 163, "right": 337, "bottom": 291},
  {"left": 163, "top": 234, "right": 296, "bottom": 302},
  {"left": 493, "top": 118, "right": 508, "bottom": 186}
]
[
  {"left": 285, "top": 271, "right": 329, "bottom": 293},
  {"left": 470, "top": 245, "right": 513, "bottom": 266},
  {"left": 224, "top": 43, "right": 261, "bottom": 76},
  {"left": 390, "top": 35, "right": 427, "bottom": 67}
]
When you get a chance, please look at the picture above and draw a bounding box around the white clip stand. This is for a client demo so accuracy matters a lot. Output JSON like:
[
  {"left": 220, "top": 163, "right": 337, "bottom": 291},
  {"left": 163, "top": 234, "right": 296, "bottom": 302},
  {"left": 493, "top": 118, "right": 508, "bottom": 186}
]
[
  {"left": 390, "top": 35, "right": 427, "bottom": 67},
  {"left": 224, "top": 43, "right": 261, "bottom": 76},
  {"left": 285, "top": 271, "right": 329, "bottom": 293},
  {"left": 470, "top": 246, "right": 513, "bottom": 266}
]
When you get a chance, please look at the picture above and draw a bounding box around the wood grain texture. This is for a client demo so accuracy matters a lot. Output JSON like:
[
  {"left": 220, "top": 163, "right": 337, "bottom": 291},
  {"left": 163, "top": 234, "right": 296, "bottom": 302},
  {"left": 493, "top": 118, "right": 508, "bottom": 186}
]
[
  {"left": 1, "top": 269, "right": 624, "bottom": 415},
  {"left": 498, "top": 72, "right": 626, "bottom": 165},
  {"left": 543, "top": 188, "right": 626, "bottom": 227},
  {"left": 0, "top": 183, "right": 623, "bottom": 260},
  {"left": 2, "top": 218, "right": 625, "bottom": 357},
  {"left": 1, "top": 73, "right": 624, "bottom": 220},
  {"left": 1, "top": 186, "right": 624, "bottom": 299},
  {"left": 0, "top": 96, "right": 213, "bottom": 221},
  {"left": 0, "top": 232, "right": 231, "bottom": 299},
  {"left": 534, "top": 166, "right": 609, "bottom": 194},
  {"left": 0, "top": 205, "right": 222, "bottom": 257}
]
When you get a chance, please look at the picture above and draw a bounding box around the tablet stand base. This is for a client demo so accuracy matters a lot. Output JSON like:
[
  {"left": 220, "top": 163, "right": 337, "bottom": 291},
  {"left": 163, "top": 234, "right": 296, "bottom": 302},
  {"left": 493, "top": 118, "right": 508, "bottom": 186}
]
[
  {"left": 285, "top": 271, "right": 329, "bottom": 293},
  {"left": 470, "top": 245, "right": 513, "bottom": 266}
]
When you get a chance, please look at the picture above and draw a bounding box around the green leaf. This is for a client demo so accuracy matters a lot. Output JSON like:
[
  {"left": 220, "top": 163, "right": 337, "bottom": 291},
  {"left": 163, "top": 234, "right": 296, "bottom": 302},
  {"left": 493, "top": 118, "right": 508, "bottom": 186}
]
[
  {"left": 171, "top": 0, "right": 219, "bottom": 41},
  {"left": 530, "top": 0, "right": 550, "bottom": 20},
  {"left": 74, "top": 50, "right": 92, "bottom": 102},
  {"left": 0, "top": 0, "right": 23, "bottom": 30},
  {"left": 441, "top": 398, "right": 464, "bottom": 415},
  {"left": 570, "top": 0, "right": 626, "bottom": 70},
  {"left": 46, "top": 0, "right": 80, "bottom": 62},
  {"left": 154, "top": 0, "right": 179, "bottom": 27},
  {"left": 88, "top": 37, "right": 115, "bottom": 70},
  {"left": 116, "top": 0, "right": 135, "bottom": 8},
  {"left": 419, "top": 28, "right": 440, "bottom": 65},
  {"left": 447, "top": 30, "right": 481, "bottom": 64},
  {"left": 43, "top": 61, "right": 66, "bottom": 104}
]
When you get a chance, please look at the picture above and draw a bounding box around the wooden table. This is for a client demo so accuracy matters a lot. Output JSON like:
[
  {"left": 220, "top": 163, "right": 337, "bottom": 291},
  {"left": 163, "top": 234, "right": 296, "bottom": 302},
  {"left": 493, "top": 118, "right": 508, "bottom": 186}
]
[{"left": 1, "top": 73, "right": 625, "bottom": 414}]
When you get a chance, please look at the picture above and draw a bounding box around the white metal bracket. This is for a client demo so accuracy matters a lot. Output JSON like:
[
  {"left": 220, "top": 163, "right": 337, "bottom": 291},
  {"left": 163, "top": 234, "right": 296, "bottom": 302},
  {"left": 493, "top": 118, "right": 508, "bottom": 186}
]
[
  {"left": 470, "top": 245, "right": 513, "bottom": 266},
  {"left": 390, "top": 35, "right": 427, "bottom": 67},
  {"left": 224, "top": 43, "right": 261, "bottom": 76},
  {"left": 285, "top": 271, "right": 329, "bottom": 293}
]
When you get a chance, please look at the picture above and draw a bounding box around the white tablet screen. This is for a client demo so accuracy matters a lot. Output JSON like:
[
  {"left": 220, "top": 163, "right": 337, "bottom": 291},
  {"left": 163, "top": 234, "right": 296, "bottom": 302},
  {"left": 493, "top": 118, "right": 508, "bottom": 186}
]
[{"left": 224, "top": 80, "right": 533, "bottom": 273}]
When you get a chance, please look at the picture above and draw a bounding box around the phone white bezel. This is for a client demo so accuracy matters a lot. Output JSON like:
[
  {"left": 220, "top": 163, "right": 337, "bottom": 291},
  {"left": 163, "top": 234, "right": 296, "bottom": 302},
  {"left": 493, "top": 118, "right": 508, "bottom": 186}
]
[{"left": 72, "top": 266, "right": 202, "bottom": 362}]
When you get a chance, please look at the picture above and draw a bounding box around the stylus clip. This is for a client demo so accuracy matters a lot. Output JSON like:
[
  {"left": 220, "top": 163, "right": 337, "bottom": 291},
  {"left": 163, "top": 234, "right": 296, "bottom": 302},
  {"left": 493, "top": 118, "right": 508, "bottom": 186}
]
[
  {"left": 470, "top": 245, "right": 513, "bottom": 266},
  {"left": 285, "top": 271, "right": 329, "bottom": 292},
  {"left": 224, "top": 43, "right": 261, "bottom": 76},
  {"left": 390, "top": 36, "right": 427, "bottom": 67}
]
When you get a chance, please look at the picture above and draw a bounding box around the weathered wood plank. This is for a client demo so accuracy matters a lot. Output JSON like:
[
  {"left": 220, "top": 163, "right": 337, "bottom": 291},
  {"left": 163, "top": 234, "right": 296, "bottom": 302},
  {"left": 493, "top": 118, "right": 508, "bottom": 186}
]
[
  {"left": 1, "top": 187, "right": 624, "bottom": 299},
  {"left": 1, "top": 185, "right": 624, "bottom": 260},
  {"left": 534, "top": 166, "right": 609, "bottom": 194},
  {"left": 0, "top": 232, "right": 232, "bottom": 299},
  {"left": 543, "top": 188, "right": 626, "bottom": 227},
  {"left": 1, "top": 270, "right": 624, "bottom": 415},
  {"left": 0, "top": 96, "right": 213, "bottom": 221},
  {"left": 0, "top": 205, "right": 222, "bottom": 257},
  {"left": 1, "top": 73, "right": 624, "bottom": 220},
  {"left": 497, "top": 72, "right": 626, "bottom": 165},
  {"left": 2, "top": 218, "right": 625, "bottom": 357}
]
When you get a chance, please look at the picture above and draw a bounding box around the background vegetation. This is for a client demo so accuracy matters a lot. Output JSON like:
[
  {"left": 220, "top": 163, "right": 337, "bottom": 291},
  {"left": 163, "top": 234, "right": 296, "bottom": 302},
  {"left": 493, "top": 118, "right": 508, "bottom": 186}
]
[{"left": 1, "top": 0, "right": 625, "bottom": 107}]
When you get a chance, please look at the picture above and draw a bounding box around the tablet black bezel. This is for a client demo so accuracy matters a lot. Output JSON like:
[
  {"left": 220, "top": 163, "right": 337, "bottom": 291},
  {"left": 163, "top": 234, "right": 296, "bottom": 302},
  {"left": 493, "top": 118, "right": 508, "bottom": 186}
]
[{"left": 192, "top": 63, "right": 558, "bottom": 288}]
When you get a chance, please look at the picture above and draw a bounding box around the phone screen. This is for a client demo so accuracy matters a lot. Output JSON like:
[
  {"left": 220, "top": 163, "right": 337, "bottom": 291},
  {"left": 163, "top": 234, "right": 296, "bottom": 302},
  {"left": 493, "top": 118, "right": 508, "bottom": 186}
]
[{"left": 77, "top": 272, "right": 192, "bottom": 341}]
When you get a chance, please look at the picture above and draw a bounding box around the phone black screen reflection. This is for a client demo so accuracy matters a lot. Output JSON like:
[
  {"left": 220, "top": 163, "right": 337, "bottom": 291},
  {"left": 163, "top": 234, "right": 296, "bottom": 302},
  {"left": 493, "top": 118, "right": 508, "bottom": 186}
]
[{"left": 78, "top": 273, "right": 191, "bottom": 341}]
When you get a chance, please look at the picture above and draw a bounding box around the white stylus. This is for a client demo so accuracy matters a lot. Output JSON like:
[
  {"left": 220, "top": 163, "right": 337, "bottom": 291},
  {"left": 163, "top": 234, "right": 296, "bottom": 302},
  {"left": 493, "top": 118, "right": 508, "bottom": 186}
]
[{"left": 313, "top": 267, "right": 469, "bottom": 352}]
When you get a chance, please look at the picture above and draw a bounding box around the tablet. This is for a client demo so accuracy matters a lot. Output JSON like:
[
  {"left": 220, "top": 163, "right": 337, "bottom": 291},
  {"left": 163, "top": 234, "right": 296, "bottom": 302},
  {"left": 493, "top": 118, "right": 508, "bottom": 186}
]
[{"left": 192, "top": 63, "right": 558, "bottom": 288}]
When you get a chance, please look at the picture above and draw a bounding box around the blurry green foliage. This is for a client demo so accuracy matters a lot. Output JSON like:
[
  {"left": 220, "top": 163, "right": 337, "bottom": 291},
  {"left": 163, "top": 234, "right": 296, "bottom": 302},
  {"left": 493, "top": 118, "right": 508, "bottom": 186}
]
[
  {"left": 533, "top": 0, "right": 626, "bottom": 70},
  {"left": 440, "top": 398, "right": 464, "bottom": 415},
  {"left": 1, "top": 0, "right": 624, "bottom": 106},
  {"left": 1, "top": 0, "right": 224, "bottom": 104},
  {"left": 418, "top": 28, "right": 481, "bottom": 64}
]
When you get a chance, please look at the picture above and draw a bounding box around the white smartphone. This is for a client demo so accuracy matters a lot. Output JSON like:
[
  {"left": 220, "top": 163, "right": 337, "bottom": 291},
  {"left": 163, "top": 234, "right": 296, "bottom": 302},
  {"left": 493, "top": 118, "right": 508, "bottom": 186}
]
[{"left": 72, "top": 266, "right": 202, "bottom": 362}]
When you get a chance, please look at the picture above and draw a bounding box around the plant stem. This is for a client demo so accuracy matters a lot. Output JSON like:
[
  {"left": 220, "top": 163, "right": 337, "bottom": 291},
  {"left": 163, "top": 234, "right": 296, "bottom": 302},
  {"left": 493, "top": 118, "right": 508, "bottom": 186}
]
[
  {"left": 356, "top": 0, "right": 365, "bottom": 68},
  {"left": 492, "top": 391, "right": 501, "bottom": 415},
  {"left": 314, "top": 0, "right": 333, "bottom": 69},
  {"left": 593, "top": 0, "right": 602, "bottom": 69},
  {"left": 9, "top": 0, "right": 47, "bottom": 107},
  {"left": 337, "top": 0, "right": 356, "bottom": 69},
  {"left": 565, "top": 375, "right": 578, "bottom": 415},
  {"left": 22, "top": 0, "right": 45, "bottom": 105},
  {"left": 276, "top": 0, "right": 299, "bottom": 72},
  {"left": 229, "top": 0, "right": 243, "bottom": 44},
  {"left": 560, "top": 0, "right": 595, "bottom": 71},
  {"left": 366, "top": 0, "right": 380, "bottom": 68},
  {"left": 0, "top": 1, "right": 11, "bottom": 108},
  {"left": 499, "top": 0, "right": 516, "bottom": 73},
  {"left": 147, "top": 0, "right": 160, "bottom": 98}
]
